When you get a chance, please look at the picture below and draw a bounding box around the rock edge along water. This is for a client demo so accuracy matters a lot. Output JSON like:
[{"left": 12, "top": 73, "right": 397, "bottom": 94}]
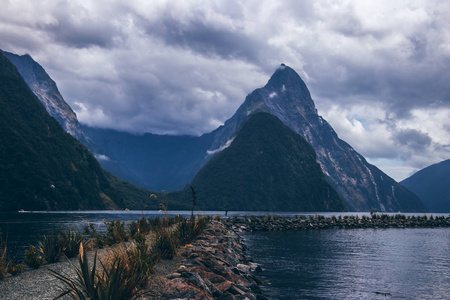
[
  {"left": 159, "top": 219, "right": 267, "bottom": 300},
  {"left": 225, "top": 214, "right": 450, "bottom": 231}
]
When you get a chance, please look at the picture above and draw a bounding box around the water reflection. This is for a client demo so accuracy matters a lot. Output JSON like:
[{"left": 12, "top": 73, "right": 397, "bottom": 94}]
[{"left": 242, "top": 229, "right": 450, "bottom": 299}]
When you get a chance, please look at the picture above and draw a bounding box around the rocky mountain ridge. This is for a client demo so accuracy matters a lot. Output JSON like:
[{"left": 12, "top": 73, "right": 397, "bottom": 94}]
[
  {"left": 5, "top": 51, "right": 425, "bottom": 212},
  {"left": 186, "top": 112, "right": 346, "bottom": 211},
  {"left": 2, "top": 52, "right": 87, "bottom": 142},
  {"left": 209, "top": 64, "right": 424, "bottom": 212}
]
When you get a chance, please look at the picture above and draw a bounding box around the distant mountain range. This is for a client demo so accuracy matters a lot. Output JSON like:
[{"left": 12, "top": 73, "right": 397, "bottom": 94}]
[
  {"left": 401, "top": 160, "right": 450, "bottom": 213},
  {"left": 4, "top": 51, "right": 427, "bottom": 212},
  {"left": 0, "top": 50, "right": 178, "bottom": 211}
]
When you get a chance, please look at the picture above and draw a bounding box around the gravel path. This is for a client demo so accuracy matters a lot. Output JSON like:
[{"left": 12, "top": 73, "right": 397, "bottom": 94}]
[
  {"left": 0, "top": 231, "right": 182, "bottom": 300},
  {"left": 0, "top": 258, "right": 78, "bottom": 300}
]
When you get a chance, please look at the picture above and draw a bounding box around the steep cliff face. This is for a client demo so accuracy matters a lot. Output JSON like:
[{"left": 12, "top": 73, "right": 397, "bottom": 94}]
[
  {"left": 2, "top": 51, "right": 92, "bottom": 148},
  {"left": 209, "top": 64, "right": 425, "bottom": 212},
  {"left": 0, "top": 51, "right": 123, "bottom": 211}
]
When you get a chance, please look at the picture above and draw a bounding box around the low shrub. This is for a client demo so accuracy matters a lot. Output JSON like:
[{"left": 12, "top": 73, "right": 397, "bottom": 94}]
[
  {"left": 24, "top": 246, "right": 44, "bottom": 269},
  {"left": 7, "top": 261, "right": 22, "bottom": 276}
]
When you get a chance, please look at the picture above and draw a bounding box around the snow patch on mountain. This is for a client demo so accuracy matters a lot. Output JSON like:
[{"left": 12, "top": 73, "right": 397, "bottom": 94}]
[
  {"left": 207, "top": 137, "right": 235, "bottom": 155},
  {"left": 94, "top": 154, "right": 111, "bottom": 161}
]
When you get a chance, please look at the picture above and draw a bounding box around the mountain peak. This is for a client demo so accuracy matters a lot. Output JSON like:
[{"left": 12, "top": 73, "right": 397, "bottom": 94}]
[{"left": 265, "top": 63, "right": 310, "bottom": 92}]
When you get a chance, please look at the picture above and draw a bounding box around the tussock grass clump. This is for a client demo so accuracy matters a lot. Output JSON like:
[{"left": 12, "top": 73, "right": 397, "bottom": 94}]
[
  {"left": 61, "top": 229, "right": 86, "bottom": 258},
  {"left": 50, "top": 243, "right": 151, "bottom": 300},
  {"left": 84, "top": 220, "right": 129, "bottom": 249},
  {"left": 129, "top": 217, "right": 151, "bottom": 238},
  {"left": 103, "top": 220, "right": 129, "bottom": 246},
  {"left": 38, "top": 232, "right": 64, "bottom": 263},
  {"left": 175, "top": 216, "right": 210, "bottom": 246},
  {"left": 153, "top": 230, "right": 178, "bottom": 259},
  {"left": 24, "top": 246, "right": 44, "bottom": 269}
]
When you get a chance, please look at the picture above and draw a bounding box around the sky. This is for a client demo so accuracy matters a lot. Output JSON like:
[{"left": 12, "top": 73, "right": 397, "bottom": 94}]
[{"left": 1, "top": 0, "right": 450, "bottom": 181}]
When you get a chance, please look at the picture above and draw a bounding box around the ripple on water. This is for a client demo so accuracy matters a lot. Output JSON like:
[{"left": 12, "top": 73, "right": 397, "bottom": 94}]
[{"left": 242, "top": 228, "right": 450, "bottom": 300}]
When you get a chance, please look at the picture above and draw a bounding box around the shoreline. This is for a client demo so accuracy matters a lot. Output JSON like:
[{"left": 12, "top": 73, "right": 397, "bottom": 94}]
[
  {"left": 1, "top": 214, "right": 449, "bottom": 299},
  {"left": 224, "top": 214, "right": 450, "bottom": 231},
  {"left": 151, "top": 219, "right": 267, "bottom": 299},
  {"left": 0, "top": 219, "right": 267, "bottom": 300}
]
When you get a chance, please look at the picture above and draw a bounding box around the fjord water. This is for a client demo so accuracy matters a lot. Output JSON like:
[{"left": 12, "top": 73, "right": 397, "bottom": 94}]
[
  {"left": 242, "top": 228, "right": 450, "bottom": 299},
  {"left": 1, "top": 211, "right": 449, "bottom": 299}
]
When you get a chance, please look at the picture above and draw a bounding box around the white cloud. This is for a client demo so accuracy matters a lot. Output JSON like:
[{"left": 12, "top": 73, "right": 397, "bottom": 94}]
[{"left": 1, "top": 0, "right": 450, "bottom": 179}]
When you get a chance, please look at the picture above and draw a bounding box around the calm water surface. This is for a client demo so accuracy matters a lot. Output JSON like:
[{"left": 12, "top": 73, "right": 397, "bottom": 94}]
[
  {"left": 1, "top": 211, "right": 449, "bottom": 299},
  {"left": 242, "top": 229, "right": 450, "bottom": 299}
]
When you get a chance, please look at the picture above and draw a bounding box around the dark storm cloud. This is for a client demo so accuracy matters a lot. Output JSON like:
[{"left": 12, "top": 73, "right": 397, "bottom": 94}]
[
  {"left": 395, "top": 129, "right": 432, "bottom": 152},
  {"left": 41, "top": 2, "right": 125, "bottom": 49},
  {"left": 149, "top": 17, "right": 262, "bottom": 63},
  {"left": 44, "top": 18, "right": 118, "bottom": 49},
  {"left": 1, "top": 0, "right": 450, "bottom": 180}
]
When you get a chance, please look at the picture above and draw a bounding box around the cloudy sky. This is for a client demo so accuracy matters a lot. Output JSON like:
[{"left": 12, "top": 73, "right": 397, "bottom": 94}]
[{"left": 1, "top": 0, "right": 450, "bottom": 181}]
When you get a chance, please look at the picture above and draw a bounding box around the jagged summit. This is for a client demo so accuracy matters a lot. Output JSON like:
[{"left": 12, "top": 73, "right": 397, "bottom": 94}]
[
  {"left": 210, "top": 64, "right": 425, "bottom": 212},
  {"left": 266, "top": 63, "right": 311, "bottom": 95}
]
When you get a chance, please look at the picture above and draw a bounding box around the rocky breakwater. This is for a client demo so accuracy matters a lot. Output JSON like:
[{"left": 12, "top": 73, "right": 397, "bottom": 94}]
[
  {"left": 226, "top": 214, "right": 450, "bottom": 231},
  {"left": 161, "top": 219, "right": 266, "bottom": 300}
]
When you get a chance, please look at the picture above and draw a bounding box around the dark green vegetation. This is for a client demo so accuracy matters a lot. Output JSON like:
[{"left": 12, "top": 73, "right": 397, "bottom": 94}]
[
  {"left": 23, "top": 246, "right": 43, "bottom": 269},
  {"left": 183, "top": 112, "right": 346, "bottom": 211},
  {"left": 401, "top": 159, "right": 450, "bottom": 213},
  {"left": 0, "top": 52, "right": 158, "bottom": 211}
]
